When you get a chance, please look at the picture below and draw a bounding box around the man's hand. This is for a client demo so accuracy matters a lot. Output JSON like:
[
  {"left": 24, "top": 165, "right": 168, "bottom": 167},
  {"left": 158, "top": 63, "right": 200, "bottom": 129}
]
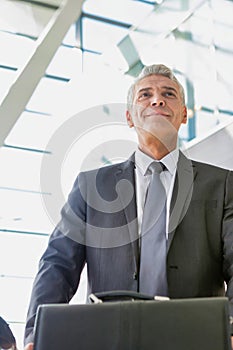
[
  {"left": 24, "top": 343, "right": 34, "bottom": 350},
  {"left": 231, "top": 336, "right": 233, "bottom": 349}
]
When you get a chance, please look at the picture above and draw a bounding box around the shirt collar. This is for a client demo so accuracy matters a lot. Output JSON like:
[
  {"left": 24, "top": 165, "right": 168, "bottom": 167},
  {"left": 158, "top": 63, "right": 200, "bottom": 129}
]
[{"left": 135, "top": 147, "right": 179, "bottom": 176}]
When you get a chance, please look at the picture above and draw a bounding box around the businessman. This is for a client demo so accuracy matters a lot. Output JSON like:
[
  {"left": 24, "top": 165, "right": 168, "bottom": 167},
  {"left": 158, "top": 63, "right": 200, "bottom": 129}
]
[{"left": 24, "top": 64, "right": 233, "bottom": 348}]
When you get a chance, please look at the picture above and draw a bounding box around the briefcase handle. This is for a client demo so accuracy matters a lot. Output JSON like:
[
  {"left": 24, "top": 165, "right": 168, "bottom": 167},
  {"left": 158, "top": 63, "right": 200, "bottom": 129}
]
[{"left": 88, "top": 290, "right": 169, "bottom": 304}]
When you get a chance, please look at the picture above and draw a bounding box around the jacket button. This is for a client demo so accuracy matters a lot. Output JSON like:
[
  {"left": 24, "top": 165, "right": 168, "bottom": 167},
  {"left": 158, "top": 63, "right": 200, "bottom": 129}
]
[
  {"left": 169, "top": 265, "right": 178, "bottom": 269},
  {"left": 133, "top": 272, "right": 137, "bottom": 280}
]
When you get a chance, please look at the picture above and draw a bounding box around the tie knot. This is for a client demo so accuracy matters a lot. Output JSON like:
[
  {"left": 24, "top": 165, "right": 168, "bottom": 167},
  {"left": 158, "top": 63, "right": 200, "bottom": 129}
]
[{"left": 149, "top": 162, "right": 165, "bottom": 175}]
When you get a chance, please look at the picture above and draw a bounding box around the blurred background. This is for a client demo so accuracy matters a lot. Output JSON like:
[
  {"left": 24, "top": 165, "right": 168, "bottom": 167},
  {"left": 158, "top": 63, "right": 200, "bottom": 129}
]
[{"left": 0, "top": 0, "right": 233, "bottom": 348}]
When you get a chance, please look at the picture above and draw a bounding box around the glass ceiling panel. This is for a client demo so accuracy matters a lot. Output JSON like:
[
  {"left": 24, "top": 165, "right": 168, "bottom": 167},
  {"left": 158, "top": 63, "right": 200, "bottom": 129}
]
[
  {"left": 0, "top": 231, "right": 48, "bottom": 277},
  {"left": 115, "top": 0, "right": 233, "bottom": 141},
  {"left": 176, "top": 1, "right": 233, "bottom": 57},
  {"left": 25, "top": 77, "right": 68, "bottom": 114},
  {"left": 82, "top": 17, "right": 129, "bottom": 53},
  {"left": 0, "top": 68, "right": 16, "bottom": 104},
  {"left": 0, "top": 146, "right": 45, "bottom": 190},
  {"left": 61, "top": 23, "right": 77, "bottom": 46},
  {"left": 0, "top": 30, "right": 81, "bottom": 77},
  {"left": 127, "top": 0, "right": 205, "bottom": 50},
  {"left": 212, "top": 0, "right": 233, "bottom": 27},
  {"left": 174, "top": 3, "right": 233, "bottom": 112},
  {"left": 213, "top": 17, "right": 233, "bottom": 53},
  {"left": 83, "top": 0, "right": 153, "bottom": 25},
  {"left": 0, "top": 0, "right": 76, "bottom": 46},
  {"left": 0, "top": 189, "right": 54, "bottom": 233},
  {"left": 5, "top": 112, "right": 59, "bottom": 151},
  {"left": 215, "top": 50, "right": 233, "bottom": 112},
  {"left": 194, "top": 109, "right": 228, "bottom": 138},
  {"left": 46, "top": 46, "right": 82, "bottom": 79},
  {"left": 0, "top": 31, "right": 34, "bottom": 68},
  {"left": 177, "top": 2, "right": 213, "bottom": 47},
  {"left": 0, "top": 0, "right": 54, "bottom": 37}
]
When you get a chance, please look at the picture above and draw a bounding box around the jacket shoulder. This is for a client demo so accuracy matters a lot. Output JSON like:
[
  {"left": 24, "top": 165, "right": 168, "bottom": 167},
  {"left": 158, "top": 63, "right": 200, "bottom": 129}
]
[{"left": 191, "top": 159, "right": 231, "bottom": 174}]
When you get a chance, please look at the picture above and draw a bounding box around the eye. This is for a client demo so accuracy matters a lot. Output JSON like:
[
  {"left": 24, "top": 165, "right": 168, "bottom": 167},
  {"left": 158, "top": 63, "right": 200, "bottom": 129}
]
[
  {"left": 164, "top": 91, "right": 176, "bottom": 97},
  {"left": 138, "top": 92, "right": 152, "bottom": 100}
]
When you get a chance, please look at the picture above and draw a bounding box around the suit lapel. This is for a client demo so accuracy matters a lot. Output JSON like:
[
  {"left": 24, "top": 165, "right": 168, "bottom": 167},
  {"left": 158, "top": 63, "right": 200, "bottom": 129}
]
[
  {"left": 167, "top": 151, "right": 197, "bottom": 252},
  {"left": 114, "top": 154, "right": 139, "bottom": 269}
]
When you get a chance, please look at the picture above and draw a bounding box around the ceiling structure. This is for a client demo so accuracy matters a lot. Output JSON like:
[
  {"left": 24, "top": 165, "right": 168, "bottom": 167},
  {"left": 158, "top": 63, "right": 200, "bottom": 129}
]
[
  {"left": 0, "top": 0, "right": 233, "bottom": 348},
  {"left": 0, "top": 0, "right": 233, "bottom": 145}
]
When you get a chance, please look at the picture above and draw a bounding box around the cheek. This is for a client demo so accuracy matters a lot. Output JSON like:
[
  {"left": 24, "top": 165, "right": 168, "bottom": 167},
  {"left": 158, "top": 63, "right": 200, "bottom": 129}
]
[
  {"left": 131, "top": 105, "right": 143, "bottom": 118},
  {"left": 173, "top": 106, "right": 184, "bottom": 119}
]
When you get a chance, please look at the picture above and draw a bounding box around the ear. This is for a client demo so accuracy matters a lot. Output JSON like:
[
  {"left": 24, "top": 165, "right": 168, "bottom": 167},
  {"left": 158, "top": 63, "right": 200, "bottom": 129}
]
[
  {"left": 181, "top": 105, "right": 188, "bottom": 124},
  {"left": 126, "top": 110, "right": 134, "bottom": 128}
]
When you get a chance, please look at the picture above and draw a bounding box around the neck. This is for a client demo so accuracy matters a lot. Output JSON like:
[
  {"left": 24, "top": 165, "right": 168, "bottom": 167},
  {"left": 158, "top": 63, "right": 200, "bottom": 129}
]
[{"left": 137, "top": 133, "right": 177, "bottom": 160}]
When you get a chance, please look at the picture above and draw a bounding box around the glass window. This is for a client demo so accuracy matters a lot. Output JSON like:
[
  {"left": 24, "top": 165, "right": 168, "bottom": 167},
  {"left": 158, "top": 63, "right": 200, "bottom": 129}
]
[
  {"left": 0, "top": 146, "right": 46, "bottom": 189},
  {"left": 0, "top": 31, "right": 34, "bottom": 68},
  {"left": 25, "top": 77, "right": 69, "bottom": 114},
  {"left": 82, "top": 17, "right": 129, "bottom": 53},
  {"left": 83, "top": 0, "right": 153, "bottom": 25},
  {"left": 0, "top": 0, "right": 54, "bottom": 37},
  {"left": 46, "top": 46, "right": 82, "bottom": 79},
  {"left": 0, "top": 188, "right": 54, "bottom": 233},
  {"left": 0, "top": 232, "right": 48, "bottom": 277},
  {"left": 5, "top": 111, "right": 61, "bottom": 151},
  {"left": 0, "top": 68, "right": 17, "bottom": 104}
]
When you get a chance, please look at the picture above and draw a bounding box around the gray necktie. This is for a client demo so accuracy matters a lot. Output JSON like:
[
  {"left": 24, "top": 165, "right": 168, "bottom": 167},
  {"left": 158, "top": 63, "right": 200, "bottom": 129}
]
[{"left": 139, "top": 162, "right": 168, "bottom": 296}]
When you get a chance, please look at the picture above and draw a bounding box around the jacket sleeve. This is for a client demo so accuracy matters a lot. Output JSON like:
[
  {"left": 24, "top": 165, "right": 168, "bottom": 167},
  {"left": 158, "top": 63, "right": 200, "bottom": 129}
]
[
  {"left": 222, "top": 170, "right": 233, "bottom": 333},
  {"left": 24, "top": 173, "right": 87, "bottom": 345}
]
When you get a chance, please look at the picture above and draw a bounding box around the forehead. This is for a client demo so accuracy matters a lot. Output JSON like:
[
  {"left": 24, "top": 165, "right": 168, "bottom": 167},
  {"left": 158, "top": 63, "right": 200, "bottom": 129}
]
[{"left": 134, "top": 74, "right": 179, "bottom": 94}]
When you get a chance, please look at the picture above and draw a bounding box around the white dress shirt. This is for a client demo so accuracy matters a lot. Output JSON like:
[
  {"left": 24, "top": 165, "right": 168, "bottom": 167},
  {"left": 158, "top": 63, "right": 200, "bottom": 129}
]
[{"left": 134, "top": 148, "right": 179, "bottom": 238}]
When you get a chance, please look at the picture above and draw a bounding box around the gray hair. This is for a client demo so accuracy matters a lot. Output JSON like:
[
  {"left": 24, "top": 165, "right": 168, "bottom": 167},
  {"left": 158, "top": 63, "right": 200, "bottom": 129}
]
[{"left": 127, "top": 64, "right": 185, "bottom": 110}]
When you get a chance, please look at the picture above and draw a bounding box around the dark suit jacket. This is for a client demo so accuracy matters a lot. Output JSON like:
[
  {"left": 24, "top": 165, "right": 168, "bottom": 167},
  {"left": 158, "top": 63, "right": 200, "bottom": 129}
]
[{"left": 25, "top": 151, "right": 233, "bottom": 343}]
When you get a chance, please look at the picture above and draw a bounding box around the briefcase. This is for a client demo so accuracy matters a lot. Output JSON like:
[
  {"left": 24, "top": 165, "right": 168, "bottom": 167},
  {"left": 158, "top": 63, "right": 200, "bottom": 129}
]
[{"left": 34, "top": 296, "right": 231, "bottom": 350}]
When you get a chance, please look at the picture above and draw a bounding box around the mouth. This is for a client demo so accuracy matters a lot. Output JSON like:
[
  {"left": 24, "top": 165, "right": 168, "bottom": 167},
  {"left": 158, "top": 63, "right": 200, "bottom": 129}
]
[{"left": 144, "top": 112, "right": 170, "bottom": 118}]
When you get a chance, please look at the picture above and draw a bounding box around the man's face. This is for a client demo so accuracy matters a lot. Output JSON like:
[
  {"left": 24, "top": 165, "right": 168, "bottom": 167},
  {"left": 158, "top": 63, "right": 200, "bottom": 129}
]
[{"left": 126, "top": 74, "right": 187, "bottom": 148}]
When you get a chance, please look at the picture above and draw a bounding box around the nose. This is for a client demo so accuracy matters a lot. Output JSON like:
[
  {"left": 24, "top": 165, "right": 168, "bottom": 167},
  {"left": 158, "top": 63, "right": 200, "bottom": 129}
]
[{"left": 151, "top": 97, "right": 165, "bottom": 107}]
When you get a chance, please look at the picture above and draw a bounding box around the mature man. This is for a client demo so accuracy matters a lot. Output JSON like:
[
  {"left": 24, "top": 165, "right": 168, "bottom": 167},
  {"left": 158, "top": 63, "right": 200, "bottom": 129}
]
[{"left": 24, "top": 64, "right": 233, "bottom": 349}]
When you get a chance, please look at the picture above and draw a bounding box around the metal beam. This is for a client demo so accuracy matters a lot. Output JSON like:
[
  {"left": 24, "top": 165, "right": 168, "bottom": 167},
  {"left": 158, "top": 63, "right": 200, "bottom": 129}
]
[{"left": 0, "top": 0, "right": 84, "bottom": 147}]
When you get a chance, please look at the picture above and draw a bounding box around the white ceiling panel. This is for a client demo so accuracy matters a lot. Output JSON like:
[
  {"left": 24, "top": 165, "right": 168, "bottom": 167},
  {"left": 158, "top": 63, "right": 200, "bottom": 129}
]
[
  {"left": 82, "top": 16, "right": 129, "bottom": 53},
  {"left": 183, "top": 119, "right": 233, "bottom": 169},
  {"left": 0, "top": 231, "right": 48, "bottom": 277},
  {"left": 25, "top": 77, "right": 68, "bottom": 114},
  {"left": 0, "top": 31, "right": 34, "bottom": 68},
  {"left": 0, "top": 189, "right": 55, "bottom": 233},
  {"left": 83, "top": 0, "right": 153, "bottom": 25},
  {"left": 46, "top": 45, "right": 82, "bottom": 79},
  {"left": 0, "top": 0, "right": 54, "bottom": 37},
  {"left": 0, "top": 69, "right": 17, "bottom": 104},
  {"left": 5, "top": 111, "right": 63, "bottom": 151},
  {"left": 0, "top": 146, "right": 47, "bottom": 190}
]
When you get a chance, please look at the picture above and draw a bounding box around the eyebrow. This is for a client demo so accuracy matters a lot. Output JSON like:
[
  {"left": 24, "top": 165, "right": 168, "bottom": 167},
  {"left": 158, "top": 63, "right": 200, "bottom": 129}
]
[
  {"left": 136, "top": 86, "right": 178, "bottom": 95},
  {"left": 162, "top": 86, "right": 178, "bottom": 94},
  {"left": 136, "top": 87, "right": 152, "bottom": 95}
]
